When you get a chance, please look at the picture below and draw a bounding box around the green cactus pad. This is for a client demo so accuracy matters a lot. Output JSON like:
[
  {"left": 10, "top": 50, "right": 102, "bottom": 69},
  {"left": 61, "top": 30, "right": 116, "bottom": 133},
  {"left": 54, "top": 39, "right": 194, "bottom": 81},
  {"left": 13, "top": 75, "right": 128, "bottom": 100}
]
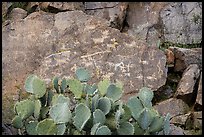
[
  {"left": 50, "top": 102, "right": 71, "bottom": 124},
  {"left": 138, "top": 108, "right": 154, "bottom": 130},
  {"left": 60, "top": 78, "right": 67, "bottom": 93},
  {"left": 24, "top": 75, "right": 47, "bottom": 98},
  {"left": 57, "top": 123, "right": 66, "bottom": 135},
  {"left": 91, "top": 94, "right": 99, "bottom": 112},
  {"left": 34, "top": 99, "right": 41, "bottom": 119},
  {"left": 84, "top": 84, "right": 98, "bottom": 95},
  {"left": 15, "top": 99, "right": 35, "bottom": 120},
  {"left": 163, "top": 113, "right": 171, "bottom": 135},
  {"left": 105, "top": 114, "right": 117, "bottom": 130},
  {"left": 39, "top": 93, "right": 47, "bottom": 107},
  {"left": 149, "top": 116, "right": 164, "bottom": 133},
  {"left": 51, "top": 94, "right": 70, "bottom": 106},
  {"left": 67, "top": 79, "right": 83, "bottom": 99},
  {"left": 75, "top": 67, "right": 91, "bottom": 82},
  {"left": 52, "top": 76, "right": 59, "bottom": 93},
  {"left": 91, "top": 123, "right": 100, "bottom": 135},
  {"left": 127, "top": 96, "right": 143, "bottom": 120},
  {"left": 98, "top": 78, "right": 110, "bottom": 96},
  {"left": 73, "top": 103, "right": 91, "bottom": 131},
  {"left": 115, "top": 80, "right": 123, "bottom": 90},
  {"left": 95, "top": 125, "right": 111, "bottom": 135},
  {"left": 97, "top": 97, "right": 111, "bottom": 115},
  {"left": 138, "top": 87, "right": 153, "bottom": 108},
  {"left": 24, "top": 74, "right": 38, "bottom": 94},
  {"left": 36, "top": 119, "right": 57, "bottom": 135},
  {"left": 117, "top": 122, "right": 134, "bottom": 135},
  {"left": 120, "top": 104, "right": 132, "bottom": 123},
  {"left": 134, "top": 122, "right": 145, "bottom": 135},
  {"left": 106, "top": 84, "right": 122, "bottom": 102},
  {"left": 12, "top": 115, "right": 23, "bottom": 129},
  {"left": 47, "top": 90, "right": 54, "bottom": 106},
  {"left": 93, "top": 109, "right": 106, "bottom": 125},
  {"left": 40, "top": 106, "right": 49, "bottom": 119},
  {"left": 25, "top": 121, "right": 38, "bottom": 135}
]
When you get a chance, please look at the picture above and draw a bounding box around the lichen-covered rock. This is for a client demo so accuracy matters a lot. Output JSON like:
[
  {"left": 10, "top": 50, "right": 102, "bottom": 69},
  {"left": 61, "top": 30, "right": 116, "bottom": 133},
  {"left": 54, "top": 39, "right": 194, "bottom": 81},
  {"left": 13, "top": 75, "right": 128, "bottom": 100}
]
[
  {"left": 85, "top": 2, "right": 128, "bottom": 30},
  {"left": 160, "top": 2, "right": 202, "bottom": 44},
  {"left": 169, "top": 47, "right": 202, "bottom": 72},
  {"left": 175, "top": 64, "right": 200, "bottom": 96},
  {"left": 153, "top": 98, "right": 190, "bottom": 118},
  {"left": 2, "top": 10, "right": 167, "bottom": 107},
  {"left": 196, "top": 72, "right": 202, "bottom": 106}
]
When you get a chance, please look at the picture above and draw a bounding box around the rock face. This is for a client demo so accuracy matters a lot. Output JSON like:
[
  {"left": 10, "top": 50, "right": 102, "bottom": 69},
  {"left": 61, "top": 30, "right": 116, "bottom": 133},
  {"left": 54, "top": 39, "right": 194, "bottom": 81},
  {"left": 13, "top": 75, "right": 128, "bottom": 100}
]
[
  {"left": 160, "top": 2, "right": 202, "bottom": 44},
  {"left": 169, "top": 124, "right": 185, "bottom": 135},
  {"left": 196, "top": 72, "right": 202, "bottom": 106},
  {"left": 175, "top": 64, "right": 200, "bottom": 96},
  {"left": 2, "top": 10, "right": 167, "bottom": 104},
  {"left": 153, "top": 98, "right": 190, "bottom": 118},
  {"left": 27, "top": 2, "right": 85, "bottom": 12},
  {"left": 169, "top": 47, "right": 202, "bottom": 72},
  {"left": 85, "top": 2, "right": 128, "bottom": 30},
  {"left": 125, "top": 2, "right": 168, "bottom": 46},
  {"left": 125, "top": 2, "right": 202, "bottom": 45}
]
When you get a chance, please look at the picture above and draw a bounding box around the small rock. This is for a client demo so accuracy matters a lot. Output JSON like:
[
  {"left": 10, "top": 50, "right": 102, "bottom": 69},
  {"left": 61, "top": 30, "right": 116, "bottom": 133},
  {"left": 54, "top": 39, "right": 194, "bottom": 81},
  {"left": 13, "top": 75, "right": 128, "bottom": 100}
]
[
  {"left": 153, "top": 98, "right": 190, "bottom": 118},
  {"left": 175, "top": 64, "right": 200, "bottom": 96},
  {"left": 9, "top": 8, "right": 27, "bottom": 21}
]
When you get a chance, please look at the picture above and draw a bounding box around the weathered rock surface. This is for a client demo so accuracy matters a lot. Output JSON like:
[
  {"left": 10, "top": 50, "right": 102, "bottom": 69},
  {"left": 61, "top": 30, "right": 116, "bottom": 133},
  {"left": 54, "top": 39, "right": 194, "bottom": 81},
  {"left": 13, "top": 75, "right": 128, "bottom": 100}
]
[
  {"left": 169, "top": 124, "right": 185, "bottom": 135},
  {"left": 9, "top": 8, "right": 27, "bottom": 21},
  {"left": 170, "top": 113, "right": 190, "bottom": 126},
  {"left": 175, "top": 64, "right": 200, "bottom": 96},
  {"left": 160, "top": 2, "right": 202, "bottom": 44},
  {"left": 2, "top": 10, "right": 167, "bottom": 105},
  {"left": 169, "top": 47, "right": 202, "bottom": 72},
  {"left": 27, "top": 2, "right": 84, "bottom": 12},
  {"left": 125, "top": 2, "right": 168, "bottom": 46},
  {"left": 2, "top": 2, "right": 12, "bottom": 18},
  {"left": 153, "top": 98, "right": 190, "bottom": 118},
  {"left": 85, "top": 2, "right": 128, "bottom": 30},
  {"left": 196, "top": 72, "right": 202, "bottom": 106},
  {"left": 125, "top": 2, "right": 202, "bottom": 45}
]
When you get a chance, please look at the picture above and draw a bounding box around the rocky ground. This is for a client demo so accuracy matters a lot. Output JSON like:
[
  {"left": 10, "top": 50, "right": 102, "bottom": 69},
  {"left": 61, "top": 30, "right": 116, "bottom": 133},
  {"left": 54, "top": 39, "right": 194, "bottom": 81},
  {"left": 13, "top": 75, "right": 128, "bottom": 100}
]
[{"left": 2, "top": 2, "right": 202, "bottom": 135}]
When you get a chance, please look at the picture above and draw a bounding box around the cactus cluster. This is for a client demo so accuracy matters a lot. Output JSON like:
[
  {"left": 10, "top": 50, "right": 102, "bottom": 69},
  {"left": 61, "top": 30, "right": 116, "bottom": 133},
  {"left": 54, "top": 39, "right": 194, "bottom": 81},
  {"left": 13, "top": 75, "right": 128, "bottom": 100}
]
[{"left": 12, "top": 67, "right": 170, "bottom": 135}]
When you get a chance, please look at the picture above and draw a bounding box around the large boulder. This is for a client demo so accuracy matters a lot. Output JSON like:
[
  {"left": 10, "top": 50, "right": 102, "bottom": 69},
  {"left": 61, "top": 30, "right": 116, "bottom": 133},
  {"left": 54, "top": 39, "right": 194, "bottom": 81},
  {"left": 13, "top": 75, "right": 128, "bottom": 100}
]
[
  {"left": 125, "top": 2, "right": 168, "bottom": 46},
  {"left": 2, "top": 10, "right": 167, "bottom": 106},
  {"left": 160, "top": 2, "right": 202, "bottom": 44}
]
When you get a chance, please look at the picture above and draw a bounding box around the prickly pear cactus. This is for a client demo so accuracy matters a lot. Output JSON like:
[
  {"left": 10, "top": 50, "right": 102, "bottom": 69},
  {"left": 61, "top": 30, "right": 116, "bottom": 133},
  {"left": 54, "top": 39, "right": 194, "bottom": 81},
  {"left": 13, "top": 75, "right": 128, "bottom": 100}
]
[{"left": 11, "top": 67, "right": 170, "bottom": 135}]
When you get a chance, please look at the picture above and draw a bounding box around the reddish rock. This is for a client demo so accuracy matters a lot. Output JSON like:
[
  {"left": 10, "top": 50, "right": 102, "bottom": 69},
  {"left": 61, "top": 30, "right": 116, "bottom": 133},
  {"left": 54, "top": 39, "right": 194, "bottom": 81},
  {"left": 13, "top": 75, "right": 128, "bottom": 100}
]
[
  {"left": 165, "top": 48, "right": 175, "bottom": 65},
  {"left": 175, "top": 64, "right": 200, "bottom": 96}
]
